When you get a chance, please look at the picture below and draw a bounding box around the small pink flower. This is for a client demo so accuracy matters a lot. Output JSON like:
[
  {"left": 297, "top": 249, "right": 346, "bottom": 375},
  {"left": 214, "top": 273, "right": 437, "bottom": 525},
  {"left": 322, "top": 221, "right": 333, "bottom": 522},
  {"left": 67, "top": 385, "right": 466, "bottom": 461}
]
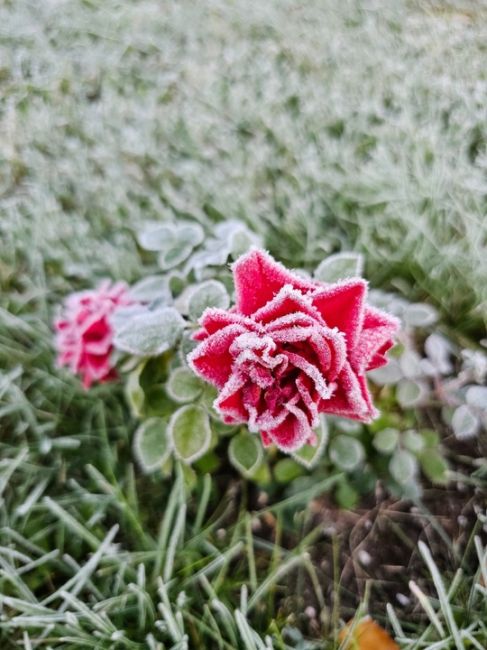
[
  {"left": 54, "top": 281, "right": 133, "bottom": 389},
  {"left": 189, "top": 250, "right": 399, "bottom": 452}
]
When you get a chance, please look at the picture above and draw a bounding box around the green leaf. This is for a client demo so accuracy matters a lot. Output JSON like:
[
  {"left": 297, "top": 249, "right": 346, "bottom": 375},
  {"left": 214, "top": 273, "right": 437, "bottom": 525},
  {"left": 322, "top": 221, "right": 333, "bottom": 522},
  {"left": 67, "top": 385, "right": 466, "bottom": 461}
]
[
  {"left": 402, "top": 430, "right": 425, "bottom": 454},
  {"left": 114, "top": 307, "right": 184, "bottom": 357},
  {"left": 389, "top": 449, "right": 417, "bottom": 484},
  {"left": 292, "top": 416, "right": 328, "bottom": 469},
  {"left": 139, "top": 354, "right": 171, "bottom": 388},
  {"left": 158, "top": 224, "right": 205, "bottom": 270},
  {"left": 137, "top": 222, "right": 204, "bottom": 269},
  {"left": 329, "top": 435, "right": 364, "bottom": 471},
  {"left": 187, "top": 280, "right": 230, "bottom": 321},
  {"left": 466, "top": 385, "right": 487, "bottom": 411},
  {"left": 252, "top": 462, "right": 272, "bottom": 485},
  {"left": 314, "top": 252, "right": 364, "bottom": 283},
  {"left": 420, "top": 428, "right": 440, "bottom": 448},
  {"left": 403, "top": 302, "right": 438, "bottom": 327},
  {"left": 274, "top": 458, "right": 304, "bottom": 483},
  {"left": 335, "top": 418, "right": 363, "bottom": 435},
  {"left": 133, "top": 417, "right": 171, "bottom": 473},
  {"left": 373, "top": 427, "right": 399, "bottom": 454},
  {"left": 396, "top": 378, "right": 425, "bottom": 408},
  {"left": 125, "top": 366, "right": 145, "bottom": 418},
  {"left": 368, "top": 358, "right": 402, "bottom": 386},
  {"left": 166, "top": 367, "right": 203, "bottom": 403},
  {"left": 451, "top": 404, "right": 479, "bottom": 440},
  {"left": 181, "top": 463, "right": 197, "bottom": 491},
  {"left": 228, "top": 431, "right": 263, "bottom": 478},
  {"left": 169, "top": 405, "right": 211, "bottom": 465},
  {"left": 129, "top": 275, "right": 172, "bottom": 304},
  {"left": 420, "top": 449, "right": 449, "bottom": 484},
  {"left": 144, "top": 386, "right": 174, "bottom": 417},
  {"left": 229, "top": 227, "right": 258, "bottom": 257},
  {"left": 335, "top": 479, "right": 359, "bottom": 509},
  {"left": 194, "top": 450, "right": 221, "bottom": 474}
]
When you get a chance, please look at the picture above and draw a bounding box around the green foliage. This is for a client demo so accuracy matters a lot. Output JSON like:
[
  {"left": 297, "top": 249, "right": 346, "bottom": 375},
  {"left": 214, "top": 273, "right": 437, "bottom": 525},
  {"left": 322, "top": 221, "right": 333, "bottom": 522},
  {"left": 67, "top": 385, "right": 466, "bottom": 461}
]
[
  {"left": 314, "top": 252, "right": 364, "bottom": 283},
  {"left": 229, "top": 431, "right": 264, "bottom": 479},
  {"left": 188, "top": 280, "right": 230, "bottom": 321},
  {"left": 292, "top": 417, "right": 328, "bottom": 469},
  {"left": 137, "top": 222, "right": 205, "bottom": 269},
  {"left": 329, "top": 435, "right": 365, "bottom": 472},
  {"left": 133, "top": 417, "right": 171, "bottom": 473},
  {"left": 373, "top": 427, "right": 400, "bottom": 454},
  {"left": 389, "top": 449, "right": 418, "bottom": 485},
  {"left": 166, "top": 367, "right": 204, "bottom": 404},
  {"left": 387, "top": 533, "right": 487, "bottom": 650},
  {"left": 114, "top": 308, "right": 185, "bottom": 357},
  {"left": 0, "top": 0, "right": 486, "bottom": 647},
  {"left": 169, "top": 404, "right": 212, "bottom": 464}
]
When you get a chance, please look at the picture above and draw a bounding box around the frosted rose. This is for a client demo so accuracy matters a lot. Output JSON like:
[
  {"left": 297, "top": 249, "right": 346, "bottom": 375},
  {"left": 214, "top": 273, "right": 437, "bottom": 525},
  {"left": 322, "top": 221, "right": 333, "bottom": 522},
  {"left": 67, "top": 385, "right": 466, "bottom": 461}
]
[
  {"left": 188, "top": 250, "right": 399, "bottom": 452},
  {"left": 54, "top": 281, "right": 133, "bottom": 389}
]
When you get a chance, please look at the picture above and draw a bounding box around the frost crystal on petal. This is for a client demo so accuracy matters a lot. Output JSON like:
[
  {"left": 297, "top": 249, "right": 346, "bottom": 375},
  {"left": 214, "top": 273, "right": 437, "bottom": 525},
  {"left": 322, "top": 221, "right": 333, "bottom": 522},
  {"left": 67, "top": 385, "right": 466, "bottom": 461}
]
[
  {"left": 189, "top": 249, "right": 399, "bottom": 452},
  {"left": 54, "top": 281, "right": 135, "bottom": 388}
]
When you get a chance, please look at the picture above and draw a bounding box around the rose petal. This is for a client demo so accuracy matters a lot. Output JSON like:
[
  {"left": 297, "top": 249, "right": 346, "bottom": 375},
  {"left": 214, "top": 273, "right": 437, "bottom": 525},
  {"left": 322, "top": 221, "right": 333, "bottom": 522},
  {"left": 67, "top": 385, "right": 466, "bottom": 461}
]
[
  {"left": 262, "top": 404, "right": 314, "bottom": 452},
  {"left": 214, "top": 372, "right": 248, "bottom": 423},
  {"left": 252, "top": 285, "right": 324, "bottom": 326},
  {"left": 194, "top": 307, "right": 261, "bottom": 341},
  {"left": 188, "top": 324, "right": 247, "bottom": 389},
  {"left": 312, "top": 278, "right": 367, "bottom": 350},
  {"left": 233, "top": 249, "right": 317, "bottom": 315},
  {"left": 352, "top": 306, "right": 400, "bottom": 372},
  {"left": 319, "top": 361, "right": 376, "bottom": 422}
]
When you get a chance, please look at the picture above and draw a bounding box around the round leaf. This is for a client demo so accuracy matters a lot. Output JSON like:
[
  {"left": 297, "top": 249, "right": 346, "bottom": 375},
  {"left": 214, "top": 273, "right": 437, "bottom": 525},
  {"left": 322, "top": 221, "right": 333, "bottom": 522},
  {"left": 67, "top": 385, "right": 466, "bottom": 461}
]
[
  {"left": 274, "top": 458, "right": 304, "bottom": 483},
  {"left": 138, "top": 223, "right": 204, "bottom": 270},
  {"left": 292, "top": 416, "right": 328, "bottom": 469},
  {"left": 314, "top": 252, "right": 364, "bottom": 283},
  {"left": 329, "top": 435, "right": 364, "bottom": 471},
  {"left": 169, "top": 405, "right": 211, "bottom": 464},
  {"left": 424, "top": 333, "right": 452, "bottom": 375},
  {"left": 403, "top": 303, "right": 438, "bottom": 327},
  {"left": 228, "top": 432, "right": 263, "bottom": 478},
  {"left": 368, "top": 358, "right": 403, "bottom": 386},
  {"left": 451, "top": 404, "right": 479, "bottom": 440},
  {"left": 129, "top": 275, "right": 172, "bottom": 304},
  {"left": 402, "top": 430, "right": 425, "bottom": 454},
  {"left": 158, "top": 224, "right": 205, "bottom": 270},
  {"left": 166, "top": 367, "right": 203, "bottom": 403},
  {"left": 335, "top": 480, "right": 359, "bottom": 510},
  {"left": 389, "top": 449, "right": 417, "bottom": 484},
  {"left": 188, "top": 280, "right": 230, "bottom": 321},
  {"left": 420, "top": 449, "right": 448, "bottom": 484},
  {"left": 110, "top": 305, "right": 149, "bottom": 333},
  {"left": 137, "top": 223, "right": 173, "bottom": 251},
  {"left": 399, "top": 350, "right": 423, "bottom": 379},
  {"left": 373, "top": 427, "right": 399, "bottom": 454},
  {"left": 133, "top": 417, "right": 171, "bottom": 473},
  {"left": 396, "top": 378, "right": 426, "bottom": 408},
  {"left": 114, "top": 307, "right": 184, "bottom": 357},
  {"left": 465, "top": 385, "right": 487, "bottom": 411}
]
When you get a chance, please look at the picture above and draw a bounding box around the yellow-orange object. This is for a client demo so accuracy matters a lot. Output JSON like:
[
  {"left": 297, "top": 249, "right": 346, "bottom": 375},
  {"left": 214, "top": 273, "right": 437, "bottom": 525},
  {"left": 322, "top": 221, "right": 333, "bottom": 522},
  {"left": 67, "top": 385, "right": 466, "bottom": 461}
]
[{"left": 339, "top": 618, "right": 400, "bottom": 650}]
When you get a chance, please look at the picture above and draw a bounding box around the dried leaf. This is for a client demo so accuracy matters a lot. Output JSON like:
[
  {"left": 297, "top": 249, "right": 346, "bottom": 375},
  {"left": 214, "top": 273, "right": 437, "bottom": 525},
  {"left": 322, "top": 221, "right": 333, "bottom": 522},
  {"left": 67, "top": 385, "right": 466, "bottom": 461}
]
[{"left": 339, "top": 618, "right": 399, "bottom": 650}]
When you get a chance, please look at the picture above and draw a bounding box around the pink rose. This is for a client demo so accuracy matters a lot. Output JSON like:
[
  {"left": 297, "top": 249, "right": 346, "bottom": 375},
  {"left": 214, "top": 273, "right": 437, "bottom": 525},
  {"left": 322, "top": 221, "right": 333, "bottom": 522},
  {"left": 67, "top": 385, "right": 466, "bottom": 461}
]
[
  {"left": 188, "top": 250, "right": 399, "bottom": 452},
  {"left": 54, "top": 281, "right": 133, "bottom": 389}
]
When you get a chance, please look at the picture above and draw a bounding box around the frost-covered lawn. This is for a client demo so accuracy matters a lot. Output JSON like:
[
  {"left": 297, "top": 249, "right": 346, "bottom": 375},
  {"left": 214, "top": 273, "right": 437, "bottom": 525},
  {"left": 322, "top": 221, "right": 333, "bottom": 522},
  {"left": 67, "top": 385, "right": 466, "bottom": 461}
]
[{"left": 0, "top": 1, "right": 486, "bottom": 648}]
